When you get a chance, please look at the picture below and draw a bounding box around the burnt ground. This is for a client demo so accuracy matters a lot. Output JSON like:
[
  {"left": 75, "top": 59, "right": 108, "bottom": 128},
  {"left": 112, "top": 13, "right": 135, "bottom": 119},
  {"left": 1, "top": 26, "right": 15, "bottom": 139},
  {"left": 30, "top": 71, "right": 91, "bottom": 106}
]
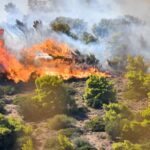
[{"left": 2, "top": 76, "right": 150, "bottom": 150}]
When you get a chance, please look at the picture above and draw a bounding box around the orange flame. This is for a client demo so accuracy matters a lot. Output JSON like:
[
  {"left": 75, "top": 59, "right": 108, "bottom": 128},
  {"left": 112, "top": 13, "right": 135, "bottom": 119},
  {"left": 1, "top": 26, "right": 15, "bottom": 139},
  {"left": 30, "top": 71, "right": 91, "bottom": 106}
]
[{"left": 0, "top": 39, "right": 110, "bottom": 83}]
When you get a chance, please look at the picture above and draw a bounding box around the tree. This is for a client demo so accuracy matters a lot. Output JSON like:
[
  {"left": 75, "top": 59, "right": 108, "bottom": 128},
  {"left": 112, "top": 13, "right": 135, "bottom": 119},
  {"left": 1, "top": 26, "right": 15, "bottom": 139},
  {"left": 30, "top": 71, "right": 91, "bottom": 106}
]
[
  {"left": 124, "top": 56, "right": 150, "bottom": 99},
  {"left": 84, "top": 76, "right": 116, "bottom": 108},
  {"left": 33, "top": 75, "right": 75, "bottom": 116},
  {"left": 51, "top": 21, "right": 70, "bottom": 35}
]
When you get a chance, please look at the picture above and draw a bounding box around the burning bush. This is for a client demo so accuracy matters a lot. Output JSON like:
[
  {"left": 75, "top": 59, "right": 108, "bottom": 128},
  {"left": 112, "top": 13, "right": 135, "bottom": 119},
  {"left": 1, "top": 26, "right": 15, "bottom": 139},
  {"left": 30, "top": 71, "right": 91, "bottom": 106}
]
[{"left": 84, "top": 76, "right": 116, "bottom": 108}]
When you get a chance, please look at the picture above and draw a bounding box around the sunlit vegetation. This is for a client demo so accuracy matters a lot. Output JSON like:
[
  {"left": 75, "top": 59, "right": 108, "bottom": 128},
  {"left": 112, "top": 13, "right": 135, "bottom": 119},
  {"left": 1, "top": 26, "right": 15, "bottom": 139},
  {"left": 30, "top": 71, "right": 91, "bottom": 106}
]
[
  {"left": 73, "top": 138, "right": 97, "bottom": 150},
  {"left": 48, "top": 114, "right": 76, "bottom": 130},
  {"left": 84, "top": 75, "right": 116, "bottom": 108},
  {"left": 124, "top": 56, "right": 150, "bottom": 100},
  {"left": 0, "top": 114, "right": 33, "bottom": 150},
  {"left": 14, "top": 75, "right": 76, "bottom": 121},
  {"left": 83, "top": 32, "right": 97, "bottom": 44},
  {"left": 44, "top": 134, "right": 74, "bottom": 150},
  {"left": 85, "top": 116, "right": 105, "bottom": 132}
]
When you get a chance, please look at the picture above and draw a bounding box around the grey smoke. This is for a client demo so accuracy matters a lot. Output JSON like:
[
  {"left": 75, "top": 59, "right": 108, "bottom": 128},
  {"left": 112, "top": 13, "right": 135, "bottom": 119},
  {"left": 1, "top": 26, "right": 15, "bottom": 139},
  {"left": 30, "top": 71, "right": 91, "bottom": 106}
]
[{"left": 0, "top": 0, "right": 150, "bottom": 69}]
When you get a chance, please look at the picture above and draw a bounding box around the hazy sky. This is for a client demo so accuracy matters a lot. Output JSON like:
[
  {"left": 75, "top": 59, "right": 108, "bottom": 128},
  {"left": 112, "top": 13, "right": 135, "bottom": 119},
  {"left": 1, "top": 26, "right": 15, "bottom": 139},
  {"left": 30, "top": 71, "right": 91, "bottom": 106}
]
[{"left": 0, "top": 0, "right": 28, "bottom": 22}]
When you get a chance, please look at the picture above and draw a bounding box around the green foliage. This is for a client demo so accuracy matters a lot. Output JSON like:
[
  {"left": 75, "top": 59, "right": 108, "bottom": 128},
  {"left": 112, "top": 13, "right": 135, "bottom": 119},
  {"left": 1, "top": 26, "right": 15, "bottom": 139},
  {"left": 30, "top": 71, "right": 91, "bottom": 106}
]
[
  {"left": 51, "top": 21, "right": 70, "bottom": 35},
  {"left": 21, "top": 139, "right": 34, "bottom": 150},
  {"left": 0, "top": 113, "right": 23, "bottom": 149},
  {"left": 124, "top": 56, "right": 150, "bottom": 99},
  {"left": 84, "top": 75, "right": 116, "bottom": 108},
  {"left": 58, "top": 134, "right": 74, "bottom": 150},
  {"left": 44, "top": 134, "right": 74, "bottom": 150},
  {"left": 73, "top": 138, "right": 97, "bottom": 150},
  {"left": 103, "top": 103, "right": 133, "bottom": 140},
  {"left": 85, "top": 116, "right": 105, "bottom": 132},
  {"left": 122, "top": 120, "right": 150, "bottom": 143},
  {"left": 58, "top": 128, "right": 83, "bottom": 138},
  {"left": 83, "top": 32, "right": 97, "bottom": 44},
  {"left": 34, "top": 75, "right": 75, "bottom": 116},
  {"left": 15, "top": 76, "right": 75, "bottom": 121},
  {"left": 112, "top": 141, "right": 142, "bottom": 150},
  {"left": 48, "top": 114, "right": 76, "bottom": 130}
]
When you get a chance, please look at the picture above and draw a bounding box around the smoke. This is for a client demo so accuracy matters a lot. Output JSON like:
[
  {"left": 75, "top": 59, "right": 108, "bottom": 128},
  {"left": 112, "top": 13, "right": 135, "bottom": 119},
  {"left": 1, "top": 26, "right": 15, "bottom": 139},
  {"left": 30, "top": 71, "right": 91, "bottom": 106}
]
[{"left": 0, "top": 0, "right": 150, "bottom": 70}]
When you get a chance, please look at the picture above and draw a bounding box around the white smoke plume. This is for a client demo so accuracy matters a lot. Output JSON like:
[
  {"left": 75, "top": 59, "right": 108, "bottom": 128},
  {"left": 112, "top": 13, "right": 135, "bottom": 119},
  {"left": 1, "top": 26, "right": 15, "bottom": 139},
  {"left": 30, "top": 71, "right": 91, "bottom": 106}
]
[{"left": 0, "top": 0, "right": 150, "bottom": 69}]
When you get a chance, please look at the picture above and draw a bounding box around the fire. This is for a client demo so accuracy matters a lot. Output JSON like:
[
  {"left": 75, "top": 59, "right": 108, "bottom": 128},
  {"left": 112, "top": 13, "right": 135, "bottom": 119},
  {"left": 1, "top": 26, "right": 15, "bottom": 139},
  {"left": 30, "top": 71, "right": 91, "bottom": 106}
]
[{"left": 0, "top": 39, "right": 110, "bottom": 83}]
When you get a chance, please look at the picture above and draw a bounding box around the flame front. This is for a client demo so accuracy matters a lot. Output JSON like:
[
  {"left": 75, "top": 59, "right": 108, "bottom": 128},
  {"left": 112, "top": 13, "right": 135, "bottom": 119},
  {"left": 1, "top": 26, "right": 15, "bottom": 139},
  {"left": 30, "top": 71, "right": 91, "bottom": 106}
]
[{"left": 0, "top": 39, "right": 109, "bottom": 82}]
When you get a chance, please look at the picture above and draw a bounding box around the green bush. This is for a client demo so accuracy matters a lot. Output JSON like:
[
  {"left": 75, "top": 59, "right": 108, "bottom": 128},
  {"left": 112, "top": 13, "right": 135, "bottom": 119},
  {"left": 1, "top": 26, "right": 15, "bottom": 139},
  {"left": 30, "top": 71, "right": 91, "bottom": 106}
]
[
  {"left": 15, "top": 76, "right": 76, "bottom": 121},
  {"left": 0, "top": 113, "right": 23, "bottom": 149},
  {"left": 34, "top": 75, "right": 75, "bottom": 116},
  {"left": 73, "top": 138, "right": 97, "bottom": 150},
  {"left": 21, "top": 139, "right": 34, "bottom": 150},
  {"left": 124, "top": 56, "right": 150, "bottom": 100},
  {"left": 48, "top": 114, "right": 76, "bottom": 130},
  {"left": 112, "top": 141, "right": 142, "bottom": 150},
  {"left": 84, "top": 75, "right": 116, "bottom": 108},
  {"left": 83, "top": 32, "right": 97, "bottom": 44},
  {"left": 14, "top": 95, "right": 42, "bottom": 121},
  {"left": 58, "top": 128, "right": 83, "bottom": 138},
  {"left": 121, "top": 120, "right": 150, "bottom": 143},
  {"left": 85, "top": 116, "right": 105, "bottom": 132},
  {"left": 51, "top": 21, "right": 70, "bottom": 35},
  {"left": 44, "top": 134, "right": 74, "bottom": 150},
  {"left": 103, "top": 103, "right": 133, "bottom": 140}
]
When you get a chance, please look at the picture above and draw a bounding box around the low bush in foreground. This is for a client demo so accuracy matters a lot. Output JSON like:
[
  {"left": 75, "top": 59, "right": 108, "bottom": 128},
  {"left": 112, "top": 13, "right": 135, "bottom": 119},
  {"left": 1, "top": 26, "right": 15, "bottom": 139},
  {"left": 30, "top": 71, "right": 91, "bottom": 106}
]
[
  {"left": 73, "top": 138, "right": 97, "bottom": 150},
  {"left": 85, "top": 116, "right": 105, "bottom": 132},
  {"left": 44, "top": 134, "right": 74, "bottom": 150},
  {"left": 48, "top": 114, "right": 76, "bottom": 130}
]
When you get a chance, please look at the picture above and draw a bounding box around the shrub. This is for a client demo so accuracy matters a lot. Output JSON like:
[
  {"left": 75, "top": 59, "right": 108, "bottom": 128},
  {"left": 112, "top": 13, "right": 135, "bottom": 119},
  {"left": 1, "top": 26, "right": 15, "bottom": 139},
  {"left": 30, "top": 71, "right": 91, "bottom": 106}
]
[
  {"left": 51, "top": 21, "right": 70, "bottom": 35},
  {"left": 73, "top": 138, "right": 97, "bottom": 150},
  {"left": 44, "top": 134, "right": 74, "bottom": 150},
  {"left": 84, "top": 76, "right": 116, "bottom": 108},
  {"left": 15, "top": 76, "right": 76, "bottom": 121},
  {"left": 103, "top": 103, "right": 133, "bottom": 140},
  {"left": 124, "top": 56, "right": 150, "bottom": 100},
  {"left": 121, "top": 120, "right": 150, "bottom": 143},
  {"left": 58, "top": 128, "right": 83, "bottom": 138},
  {"left": 34, "top": 75, "right": 75, "bottom": 116},
  {"left": 21, "top": 139, "right": 34, "bottom": 150},
  {"left": 48, "top": 114, "right": 76, "bottom": 130},
  {"left": 112, "top": 141, "right": 142, "bottom": 150},
  {"left": 85, "top": 116, "right": 105, "bottom": 132},
  {"left": 0, "top": 114, "right": 23, "bottom": 149},
  {"left": 83, "top": 32, "right": 97, "bottom": 44}
]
